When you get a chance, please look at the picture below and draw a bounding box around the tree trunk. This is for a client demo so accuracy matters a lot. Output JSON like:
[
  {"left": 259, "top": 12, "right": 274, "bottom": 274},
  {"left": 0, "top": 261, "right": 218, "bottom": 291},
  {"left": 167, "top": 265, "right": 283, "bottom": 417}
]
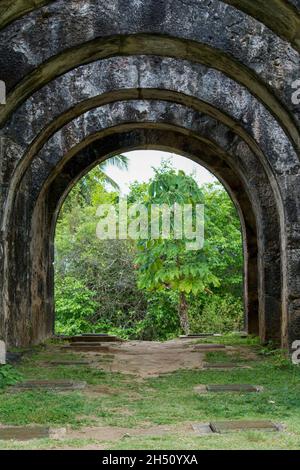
[{"left": 178, "top": 292, "right": 190, "bottom": 335}]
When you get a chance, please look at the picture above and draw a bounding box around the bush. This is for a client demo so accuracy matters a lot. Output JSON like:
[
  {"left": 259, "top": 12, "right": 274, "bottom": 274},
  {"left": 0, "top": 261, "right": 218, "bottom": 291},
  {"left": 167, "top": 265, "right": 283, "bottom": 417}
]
[
  {"left": 0, "top": 365, "right": 22, "bottom": 388},
  {"left": 189, "top": 293, "right": 244, "bottom": 334},
  {"left": 55, "top": 276, "right": 99, "bottom": 335},
  {"left": 135, "top": 292, "right": 181, "bottom": 341}
]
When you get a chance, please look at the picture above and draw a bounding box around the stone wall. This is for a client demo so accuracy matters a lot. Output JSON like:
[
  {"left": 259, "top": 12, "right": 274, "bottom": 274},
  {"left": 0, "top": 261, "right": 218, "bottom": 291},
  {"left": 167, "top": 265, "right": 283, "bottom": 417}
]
[{"left": 0, "top": 0, "right": 299, "bottom": 348}]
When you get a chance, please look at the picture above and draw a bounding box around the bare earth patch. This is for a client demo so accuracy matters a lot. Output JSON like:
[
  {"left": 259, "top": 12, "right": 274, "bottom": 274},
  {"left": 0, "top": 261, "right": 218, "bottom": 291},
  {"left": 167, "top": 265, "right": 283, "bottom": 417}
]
[
  {"left": 86, "top": 339, "right": 207, "bottom": 378},
  {"left": 67, "top": 422, "right": 193, "bottom": 442}
]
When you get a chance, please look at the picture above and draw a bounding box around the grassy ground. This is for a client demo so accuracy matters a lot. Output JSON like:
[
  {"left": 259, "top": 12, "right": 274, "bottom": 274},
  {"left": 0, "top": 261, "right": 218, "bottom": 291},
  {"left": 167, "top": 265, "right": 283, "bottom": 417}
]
[{"left": 0, "top": 336, "right": 299, "bottom": 449}]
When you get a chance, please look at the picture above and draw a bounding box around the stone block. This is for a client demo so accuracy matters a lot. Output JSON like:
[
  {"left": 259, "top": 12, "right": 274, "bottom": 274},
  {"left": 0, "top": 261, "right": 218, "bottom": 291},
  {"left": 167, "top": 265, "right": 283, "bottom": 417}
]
[
  {"left": 210, "top": 420, "right": 281, "bottom": 434},
  {"left": 11, "top": 380, "right": 87, "bottom": 391},
  {"left": 62, "top": 343, "right": 111, "bottom": 352},
  {"left": 47, "top": 360, "right": 90, "bottom": 366},
  {"left": 69, "top": 335, "right": 122, "bottom": 343},
  {"left": 191, "top": 423, "right": 214, "bottom": 435},
  {"left": 194, "top": 384, "right": 263, "bottom": 393},
  {"left": 193, "top": 344, "right": 226, "bottom": 350},
  {"left": 203, "top": 363, "right": 251, "bottom": 370},
  {"left": 0, "top": 340, "right": 6, "bottom": 364},
  {"left": 0, "top": 426, "right": 50, "bottom": 441}
]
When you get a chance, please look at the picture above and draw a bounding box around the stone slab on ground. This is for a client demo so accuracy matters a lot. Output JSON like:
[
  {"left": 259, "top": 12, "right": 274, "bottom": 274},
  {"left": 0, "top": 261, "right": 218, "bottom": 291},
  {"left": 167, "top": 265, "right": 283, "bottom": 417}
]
[
  {"left": 191, "top": 423, "right": 214, "bottom": 435},
  {"left": 203, "top": 363, "right": 251, "bottom": 370},
  {"left": 82, "top": 333, "right": 109, "bottom": 336},
  {"left": 207, "top": 384, "right": 263, "bottom": 392},
  {"left": 46, "top": 360, "right": 91, "bottom": 366},
  {"left": 0, "top": 426, "right": 50, "bottom": 441},
  {"left": 233, "top": 331, "right": 249, "bottom": 338},
  {"left": 194, "top": 384, "right": 263, "bottom": 393},
  {"left": 61, "top": 343, "right": 111, "bottom": 352},
  {"left": 69, "top": 335, "right": 122, "bottom": 343},
  {"left": 192, "top": 344, "right": 226, "bottom": 350},
  {"left": 0, "top": 426, "right": 67, "bottom": 441},
  {"left": 0, "top": 340, "right": 6, "bottom": 364},
  {"left": 10, "top": 380, "right": 87, "bottom": 391},
  {"left": 210, "top": 420, "right": 281, "bottom": 434},
  {"left": 180, "top": 334, "right": 215, "bottom": 338}
]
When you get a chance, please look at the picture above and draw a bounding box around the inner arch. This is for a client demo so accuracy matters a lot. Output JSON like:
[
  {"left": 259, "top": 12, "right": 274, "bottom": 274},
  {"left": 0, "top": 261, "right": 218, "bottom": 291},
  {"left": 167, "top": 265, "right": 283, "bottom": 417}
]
[{"left": 54, "top": 149, "right": 245, "bottom": 338}]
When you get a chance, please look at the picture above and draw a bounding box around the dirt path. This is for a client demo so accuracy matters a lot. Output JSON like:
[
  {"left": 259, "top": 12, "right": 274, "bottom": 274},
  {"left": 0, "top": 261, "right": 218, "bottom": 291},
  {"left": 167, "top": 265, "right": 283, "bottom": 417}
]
[
  {"left": 67, "top": 422, "right": 193, "bottom": 443},
  {"left": 48, "top": 339, "right": 210, "bottom": 448},
  {"left": 3, "top": 338, "right": 242, "bottom": 449},
  {"left": 84, "top": 338, "right": 206, "bottom": 378}
]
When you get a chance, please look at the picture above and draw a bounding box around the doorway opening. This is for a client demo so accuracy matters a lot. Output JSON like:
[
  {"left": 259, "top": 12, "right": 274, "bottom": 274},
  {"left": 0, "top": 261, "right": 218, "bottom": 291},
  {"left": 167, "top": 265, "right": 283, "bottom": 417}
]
[{"left": 54, "top": 150, "right": 244, "bottom": 340}]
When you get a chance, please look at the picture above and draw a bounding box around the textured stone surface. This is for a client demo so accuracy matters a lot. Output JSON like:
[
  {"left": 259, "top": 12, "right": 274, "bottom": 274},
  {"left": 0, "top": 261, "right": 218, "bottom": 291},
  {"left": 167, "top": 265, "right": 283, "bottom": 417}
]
[
  {"left": 210, "top": 420, "right": 281, "bottom": 434},
  {"left": 69, "top": 335, "right": 122, "bottom": 343},
  {"left": 82, "top": 333, "right": 109, "bottom": 337},
  {"left": 47, "top": 360, "right": 91, "bottom": 366},
  {"left": 62, "top": 345, "right": 111, "bottom": 353},
  {"left": 11, "top": 380, "right": 87, "bottom": 391},
  {"left": 0, "top": 340, "right": 6, "bottom": 364},
  {"left": 191, "top": 423, "right": 214, "bottom": 436},
  {"left": 203, "top": 363, "right": 251, "bottom": 370},
  {"left": 206, "top": 384, "right": 263, "bottom": 392},
  {"left": 194, "top": 384, "right": 263, "bottom": 393},
  {"left": 0, "top": 0, "right": 299, "bottom": 352},
  {"left": 0, "top": 426, "right": 50, "bottom": 441},
  {"left": 180, "top": 334, "right": 216, "bottom": 338},
  {"left": 192, "top": 420, "right": 281, "bottom": 434},
  {"left": 0, "top": 425, "right": 66, "bottom": 441}
]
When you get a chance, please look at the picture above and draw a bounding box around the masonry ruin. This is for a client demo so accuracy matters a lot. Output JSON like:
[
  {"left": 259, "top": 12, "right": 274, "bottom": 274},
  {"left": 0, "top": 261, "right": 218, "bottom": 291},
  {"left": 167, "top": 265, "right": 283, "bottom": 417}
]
[{"left": 0, "top": 0, "right": 299, "bottom": 348}]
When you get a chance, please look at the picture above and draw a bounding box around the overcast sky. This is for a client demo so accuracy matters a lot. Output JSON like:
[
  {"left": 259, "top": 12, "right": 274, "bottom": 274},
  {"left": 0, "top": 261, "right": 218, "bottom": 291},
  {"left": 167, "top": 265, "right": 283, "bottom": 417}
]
[{"left": 104, "top": 150, "right": 217, "bottom": 194}]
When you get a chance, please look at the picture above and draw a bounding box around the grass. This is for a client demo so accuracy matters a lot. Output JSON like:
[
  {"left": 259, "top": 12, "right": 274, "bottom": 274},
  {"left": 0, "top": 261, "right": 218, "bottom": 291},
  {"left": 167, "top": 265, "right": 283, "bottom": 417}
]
[
  {"left": 194, "top": 333, "right": 260, "bottom": 347},
  {"left": 205, "top": 351, "right": 245, "bottom": 363},
  {"left": 109, "top": 425, "right": 300, "bottom": 450},
  {"left": 0, "top": 336, "right": 300, "bottom": 449}
]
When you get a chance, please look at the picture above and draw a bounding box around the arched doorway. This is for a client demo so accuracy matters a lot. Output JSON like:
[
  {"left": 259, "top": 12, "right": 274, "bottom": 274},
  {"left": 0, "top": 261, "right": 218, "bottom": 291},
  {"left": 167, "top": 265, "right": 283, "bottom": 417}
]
[
  {"left": 0, "top": 2, "right": 299, "bottom": 350},
  {"left": 53, "top": 150, "right": 245, "bottom": 339}
]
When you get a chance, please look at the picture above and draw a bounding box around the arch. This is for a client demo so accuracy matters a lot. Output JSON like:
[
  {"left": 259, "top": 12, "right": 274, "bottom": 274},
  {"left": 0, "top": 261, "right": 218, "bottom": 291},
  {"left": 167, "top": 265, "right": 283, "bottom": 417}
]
[
  {"left": 0, "top": 0, "right": 299, "bottom": 351},
  {"left": 4, "top": 110, "right": 282, "bottom": 346},
  {"left": 1, "top": 34, "right": 299, "bottom": 151},
  {"left": 0, "top": 1, "right": 299, "bottom": 53}
]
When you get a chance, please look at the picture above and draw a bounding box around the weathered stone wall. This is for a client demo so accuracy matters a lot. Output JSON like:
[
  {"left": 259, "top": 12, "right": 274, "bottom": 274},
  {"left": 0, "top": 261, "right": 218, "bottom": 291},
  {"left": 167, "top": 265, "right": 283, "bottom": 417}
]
[{"left": 0, "top": 1, "right": 299, "bottom": 349}]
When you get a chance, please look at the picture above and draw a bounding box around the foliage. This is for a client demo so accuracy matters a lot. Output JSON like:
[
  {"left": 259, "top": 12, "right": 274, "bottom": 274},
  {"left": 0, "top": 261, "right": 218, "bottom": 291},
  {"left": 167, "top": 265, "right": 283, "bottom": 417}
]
[
  {"left": 201, "top": 183, "right": 243, "bottom": 297},
  {"left": 135, "top": 164, "right": 220, "bottom": 296},
  {"left": 62, "top": 155, "right": 128, "bottom": 211},
  {"left": 135, "top": 291, "right": 181, "bottom": 340},
  {"left": 133, "top": 164, "right": 236, "bottom": 333},
  {"left": 0, "top": 365, "right": 22, "bottom": 388},
  {"left": 55, "top": 276, "right": 99, "bottom": 335},
  {"left": 55, "top": 207, "right": 148, "bottom": 336},
  {"left": 55, "top": 159, "right": 243, "bottom": 339},
  {"left": 188, "top": 293, "right": 244, "bottom": 334},
  {"left": 55, "top": 163, "right": 148, "bottom": 337}
]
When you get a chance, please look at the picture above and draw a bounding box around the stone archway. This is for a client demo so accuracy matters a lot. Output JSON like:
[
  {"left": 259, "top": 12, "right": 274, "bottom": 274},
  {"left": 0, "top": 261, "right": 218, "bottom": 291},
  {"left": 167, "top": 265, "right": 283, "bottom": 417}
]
[{"left": 0, "top": 1, "right": 299, "bottom": 349}]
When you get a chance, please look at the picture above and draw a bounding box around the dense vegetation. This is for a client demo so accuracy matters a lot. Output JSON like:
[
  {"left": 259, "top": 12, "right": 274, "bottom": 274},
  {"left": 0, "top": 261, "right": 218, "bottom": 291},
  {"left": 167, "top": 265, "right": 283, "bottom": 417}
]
[{"left": 55, "top": 160, "right": 244, "bottom": 338}]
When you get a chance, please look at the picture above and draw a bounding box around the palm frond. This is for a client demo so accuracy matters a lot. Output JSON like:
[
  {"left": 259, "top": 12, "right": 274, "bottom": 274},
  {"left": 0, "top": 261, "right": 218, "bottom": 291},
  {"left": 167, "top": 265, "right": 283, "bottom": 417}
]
[
  {"left": 100, "top": 154, "right": 129, "bottom": 171},
  {"left": 99, "top": 171, "right": 121, "bottom": 191}
]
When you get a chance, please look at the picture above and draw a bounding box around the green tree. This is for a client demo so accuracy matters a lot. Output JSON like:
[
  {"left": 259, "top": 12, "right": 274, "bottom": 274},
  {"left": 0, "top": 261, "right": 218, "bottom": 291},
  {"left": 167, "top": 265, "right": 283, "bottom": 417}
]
[
  {"left": 55, "top": 157, "right": 243, "bottom": 339},
  {"left": 134, "top": 164, "right": 220, "bottom": 334}
]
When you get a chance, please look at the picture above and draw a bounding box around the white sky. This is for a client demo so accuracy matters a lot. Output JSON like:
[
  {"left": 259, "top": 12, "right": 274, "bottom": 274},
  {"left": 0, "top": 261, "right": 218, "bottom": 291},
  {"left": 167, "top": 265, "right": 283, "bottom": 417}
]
[{"left": 104, "top": 150, "right": 217, "bottom": 194}]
